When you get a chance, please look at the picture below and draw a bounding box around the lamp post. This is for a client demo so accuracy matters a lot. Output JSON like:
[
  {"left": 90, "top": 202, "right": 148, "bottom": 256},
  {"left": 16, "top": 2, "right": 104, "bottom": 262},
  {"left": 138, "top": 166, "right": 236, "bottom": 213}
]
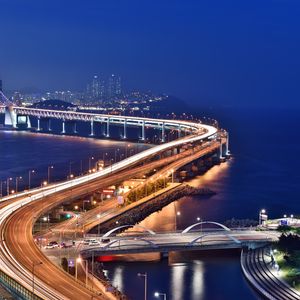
[
  {"left": 137, "top": 272, "right": 147, "bottom": 300},
  {"left": 154, "top": 292, "right": 167, "bottom": 300},
  {"left": 76, "top": 257, "right": 88, "bottom": 287},
  {"left": 197, "top": 217, "right": 202, "bottom": 234},
  {"left": 259, "top": 209, "right": 267, "bottom": 226},
  {"left": 48, "top": 165, "right": 54, "bottom": 183},
  {"left": 15, "top": 176, "right": 22, "bottom": 193},
  {"left": 114, "top": 148, "right": 120, "bottom": 163},
  {"left": 88, "top": 156, "right": 94, "bottom": 172},
  {"left": 32, "top": 261, "right": 42, "bottom": 298},
  {"left": 28, "top": 170, "right": 35, "bottom": 190},
  {"left": 0, "top": 181, "right": 3, "bottom": 197},
  {"left": 69, "top": 161, "right": 74, "bottom": 178},
  {"left": 6, "top": 177, "right": 12, "bottom": 195}
]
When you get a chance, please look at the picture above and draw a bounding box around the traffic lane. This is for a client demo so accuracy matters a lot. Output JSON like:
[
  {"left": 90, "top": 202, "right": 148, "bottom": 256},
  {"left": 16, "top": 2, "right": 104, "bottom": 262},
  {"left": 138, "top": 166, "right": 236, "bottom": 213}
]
[
  {"left": 47, "top": 141, "right": 221, "bottom": 235},
  {"left": 4, "top": 151, "right": 203, "bottom": 299},
  {"left": 4, "top": 198, "right": 104, "bottom": 300}
]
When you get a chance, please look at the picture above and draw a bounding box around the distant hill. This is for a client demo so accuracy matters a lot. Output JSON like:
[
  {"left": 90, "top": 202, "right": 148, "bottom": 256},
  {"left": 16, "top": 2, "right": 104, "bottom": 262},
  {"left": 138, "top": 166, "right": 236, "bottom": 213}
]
[{"left": 31, "top": 99, "right": 77, "bottom": 110}]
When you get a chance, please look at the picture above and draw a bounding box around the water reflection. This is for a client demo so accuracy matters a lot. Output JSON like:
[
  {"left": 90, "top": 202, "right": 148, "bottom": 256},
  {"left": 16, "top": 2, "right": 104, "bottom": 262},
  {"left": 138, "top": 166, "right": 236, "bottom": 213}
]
[
  {"left": 131, "top": 161, "right": 232, "bottom": 233},
  {"left": 192, "top": 261, "right": 204, "bottom": 300},
  {"left": 171, "top": 264, "right": 187, "bottom": 300},
  {"left": 110, "top": 266, "right": 124, "bottom": 292}
]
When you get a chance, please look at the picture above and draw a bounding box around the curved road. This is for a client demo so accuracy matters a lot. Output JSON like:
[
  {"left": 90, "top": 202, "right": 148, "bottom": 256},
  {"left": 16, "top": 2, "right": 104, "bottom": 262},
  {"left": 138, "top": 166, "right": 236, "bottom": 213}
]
[{"left": 0, "top": 117, "right": 219, "bottom": 299}]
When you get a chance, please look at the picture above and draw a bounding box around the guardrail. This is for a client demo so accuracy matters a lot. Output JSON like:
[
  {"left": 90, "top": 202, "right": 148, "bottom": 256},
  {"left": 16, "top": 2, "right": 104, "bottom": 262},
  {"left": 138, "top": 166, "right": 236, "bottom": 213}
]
[{"left": 0, "top": 268, "right": 42, "bottom": 300}]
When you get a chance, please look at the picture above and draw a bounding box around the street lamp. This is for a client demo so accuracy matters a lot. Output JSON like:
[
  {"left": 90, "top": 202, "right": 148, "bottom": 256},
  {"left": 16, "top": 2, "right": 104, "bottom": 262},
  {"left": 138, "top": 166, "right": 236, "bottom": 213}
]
[
  {"left": 48, "top": 165, "right": 54, "bottom": 183},
  {"left": 259, "top": 209, "right": 267, "bottom": 226},
  {"left": 154, "top": 291, "right": 167, "bottom": 300},
  {"left": 88, "top": 156, "right": 94, "bottom": 172},
  {"left": 32, "top": 261, "right": 43, "bottom": 297},
  {"left": 15, "top": 176, "right": 22, "bottom": 193},
  {"left": 28, "top": 170, "right": 35, "bottom": 190},
  {"left": 75, "top": 257, "right": 88, "bottom": 286},
  {"left": 137, "top": 272, "right": 147, "bottom": 300},
  {"left": 69, "top": 161, "right": 74, "bottom": 178},
  {"left": 6, "top": 177, "right": 12, "bottom": 195}
]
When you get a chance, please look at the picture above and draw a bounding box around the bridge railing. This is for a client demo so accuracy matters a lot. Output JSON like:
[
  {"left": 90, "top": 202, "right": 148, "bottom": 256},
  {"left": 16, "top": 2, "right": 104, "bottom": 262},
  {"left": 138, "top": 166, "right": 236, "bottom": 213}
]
[{"left": 0, "top": 268, "right": 42, "bottom": 300}]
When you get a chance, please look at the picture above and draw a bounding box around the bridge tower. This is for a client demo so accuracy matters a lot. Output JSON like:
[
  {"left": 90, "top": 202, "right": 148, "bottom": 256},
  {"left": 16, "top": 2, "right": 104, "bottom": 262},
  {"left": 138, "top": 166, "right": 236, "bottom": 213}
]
[{"left": 4, "top": 106, "right": 17, "bottom": 128}]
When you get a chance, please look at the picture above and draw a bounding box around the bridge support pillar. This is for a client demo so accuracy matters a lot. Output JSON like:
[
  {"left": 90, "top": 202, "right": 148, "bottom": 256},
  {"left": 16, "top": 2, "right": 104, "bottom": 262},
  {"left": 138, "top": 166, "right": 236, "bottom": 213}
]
[
  {"left": 90, "top": 120, "right": 94, "bottom": 136},
  {"left": 73, "top": 122, "right": 77, "bottom": 134},
  {"left": 123, "top": 119, "right": 127, "bottom": 139},
  {"left": 226, "top": 132, "right": 229, "bottom": 155},
  {"left": 178, "top": 125, "right": 182, "bottom": 138},
  {"left": 37, "top": 117, "right": 41, "bottom": 131},
  {"left": 141, "top": 120, "right": 145, "bottom": 140},
  {"left": 4, "top": 106, "right": 17, "bottom": 128},
  {"left": 61, "top": 120, "right": 66, "bottom": 134},
  {"left": 48, "top": 119, "right": 52, "bottom": 131},
  {"left": 161, "top": 122, "right": 165, "bottom": 142},
  {"left": 27, "top": 116, "right": 31, "bottom": 129},
  {"left": 106, "top": 118, "right": 110, "bottom": 137},
  {"left": 219, "top": 142, "right": 223, "bottom": 159}
]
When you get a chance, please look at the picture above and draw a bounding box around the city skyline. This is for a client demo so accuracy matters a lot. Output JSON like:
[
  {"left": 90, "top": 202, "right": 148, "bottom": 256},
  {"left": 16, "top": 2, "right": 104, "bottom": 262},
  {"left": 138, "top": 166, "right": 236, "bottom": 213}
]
[{"left": 2, "top": 1, "right": 300, "bottom": 108}]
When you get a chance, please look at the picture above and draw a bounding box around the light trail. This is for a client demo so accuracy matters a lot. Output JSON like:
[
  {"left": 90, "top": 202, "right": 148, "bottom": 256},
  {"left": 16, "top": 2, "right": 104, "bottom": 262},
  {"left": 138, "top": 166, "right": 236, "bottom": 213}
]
[{"left": 0, "top": 112, "right": 219, "bottom": 299}]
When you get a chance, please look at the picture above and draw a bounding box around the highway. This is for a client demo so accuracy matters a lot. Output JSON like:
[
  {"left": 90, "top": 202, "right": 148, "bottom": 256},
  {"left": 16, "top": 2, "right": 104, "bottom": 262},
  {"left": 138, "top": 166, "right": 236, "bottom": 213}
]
[
  {"left": 45, "top": 139, "right": 222, "bottom": 237},
  {"left": 0, "top": 115, "right": 220, "bottom": 299}
]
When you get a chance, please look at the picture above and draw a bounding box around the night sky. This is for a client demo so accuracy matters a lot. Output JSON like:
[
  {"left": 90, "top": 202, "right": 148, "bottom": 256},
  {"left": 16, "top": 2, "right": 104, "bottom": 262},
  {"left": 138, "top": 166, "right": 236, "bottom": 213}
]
[{"left": 1, "top": 0, "right": 300, "bottom": 107}]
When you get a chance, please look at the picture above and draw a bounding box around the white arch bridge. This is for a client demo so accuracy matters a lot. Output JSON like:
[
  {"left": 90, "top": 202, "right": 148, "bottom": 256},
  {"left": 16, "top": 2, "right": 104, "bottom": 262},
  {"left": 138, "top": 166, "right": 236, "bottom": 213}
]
[{"left": 80, "top": 223, "right": 279, "bottom": 258}]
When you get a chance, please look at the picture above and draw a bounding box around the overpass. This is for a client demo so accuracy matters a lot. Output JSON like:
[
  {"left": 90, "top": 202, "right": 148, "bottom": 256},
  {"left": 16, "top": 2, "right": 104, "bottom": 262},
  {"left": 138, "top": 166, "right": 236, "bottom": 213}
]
[
  {"left": 0, "top": 104, "right": 229, "bottom": 299},
  {"left": 80, "top": 224, "right": 279, "bottom": 258}
]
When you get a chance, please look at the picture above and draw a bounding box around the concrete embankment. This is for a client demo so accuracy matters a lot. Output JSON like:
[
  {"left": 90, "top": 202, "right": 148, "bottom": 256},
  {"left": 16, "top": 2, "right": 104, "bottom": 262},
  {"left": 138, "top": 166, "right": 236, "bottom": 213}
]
[
  {"left": 241, "top": 247, "right": 300, "bottom": 300},
  {"left": 90, "top": 184, "right": 214, "bottom": 234}
]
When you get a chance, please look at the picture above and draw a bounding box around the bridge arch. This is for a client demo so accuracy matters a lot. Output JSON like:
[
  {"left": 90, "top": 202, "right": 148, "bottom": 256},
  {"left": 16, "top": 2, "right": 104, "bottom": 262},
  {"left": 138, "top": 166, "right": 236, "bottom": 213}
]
[
  {"left": 182, "top": 221, "right": 231, "bottom": 234},
  {"left": 102, "top": 224, "right": 156, "bottom": 238},
  {"left": 103, "top": 237, "right": 158, "bottom": 250},
  {"left": 188, "top": 233, "right": 240, "bottom": 246}
]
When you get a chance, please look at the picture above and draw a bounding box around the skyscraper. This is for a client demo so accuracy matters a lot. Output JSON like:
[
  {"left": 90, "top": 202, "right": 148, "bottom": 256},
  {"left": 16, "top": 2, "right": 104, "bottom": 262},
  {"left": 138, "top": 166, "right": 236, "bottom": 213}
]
[
  {"left": 107, "top": 74, "right": 121, "bottom": 99},
  {"left": 87, "top": 75, "right": 105, "bottom": 102},
  {"left": 0, "top": 79, "right": 2, "bottom": 92}
]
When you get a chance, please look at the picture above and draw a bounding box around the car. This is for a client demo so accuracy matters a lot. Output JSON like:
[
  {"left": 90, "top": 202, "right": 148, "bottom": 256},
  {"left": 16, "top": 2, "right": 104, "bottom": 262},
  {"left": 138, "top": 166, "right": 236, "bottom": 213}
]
[
  {"left": 83, "top": 238, "right": 97, "bottom": 245},
  {"left": 59, "top": 242, "right": 73, "bottom": 248},
  {"left": 101, "top": 238, "right": 110, "bottom": 243},
  {"left": 88, "top": 240, "right": 100, "bottom": 246},
  {"left": 45, "top": 241, "right": 58, "bottom": 249}
]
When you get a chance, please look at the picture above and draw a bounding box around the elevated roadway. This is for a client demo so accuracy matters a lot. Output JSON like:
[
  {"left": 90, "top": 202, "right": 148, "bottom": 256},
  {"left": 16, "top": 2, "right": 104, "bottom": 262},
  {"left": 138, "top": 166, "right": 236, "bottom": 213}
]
[{"left": 0, "top": 111, "right": 222, "bottom": 299}]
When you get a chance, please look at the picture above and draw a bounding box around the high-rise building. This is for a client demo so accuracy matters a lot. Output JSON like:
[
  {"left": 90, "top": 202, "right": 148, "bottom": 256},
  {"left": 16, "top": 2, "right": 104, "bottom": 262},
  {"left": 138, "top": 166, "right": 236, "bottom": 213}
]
[
  {"left": 87, "top": 75, "right": 105, "bottom": 101},
  {"left": 107, "top": 74, "right": 121, "bottom": 99},
  {"left": 0, "top": 79, "right": 3, "bottom": 92}
]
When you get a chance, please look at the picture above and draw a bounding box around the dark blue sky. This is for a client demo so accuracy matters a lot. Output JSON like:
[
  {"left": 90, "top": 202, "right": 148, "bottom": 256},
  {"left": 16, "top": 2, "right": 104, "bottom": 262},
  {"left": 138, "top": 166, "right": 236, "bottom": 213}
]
[{"left": 1, "top": 0, "right": 300, "bottom": 107}]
